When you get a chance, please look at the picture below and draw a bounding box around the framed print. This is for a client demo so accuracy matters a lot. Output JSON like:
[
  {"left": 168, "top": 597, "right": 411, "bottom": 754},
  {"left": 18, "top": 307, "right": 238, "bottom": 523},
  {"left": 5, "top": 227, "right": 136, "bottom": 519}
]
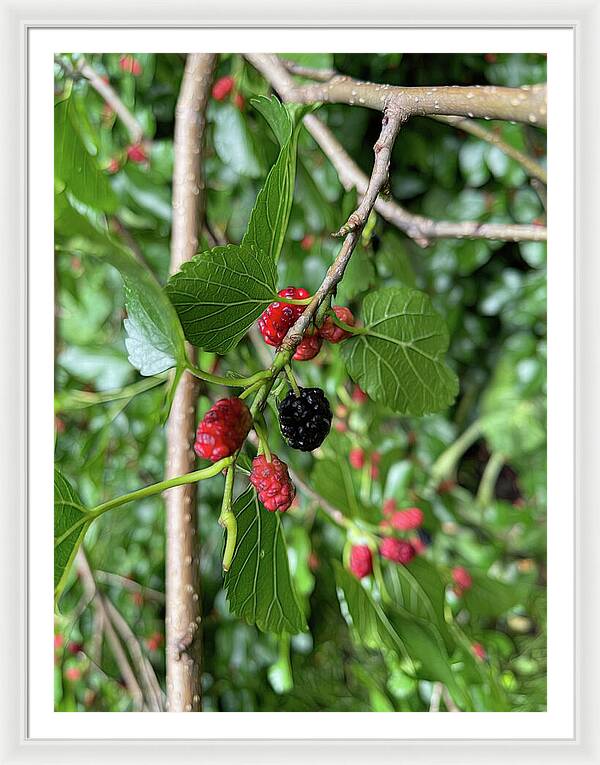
[{"left": 1, "top": 1, "right": 598, "bottom": 763}]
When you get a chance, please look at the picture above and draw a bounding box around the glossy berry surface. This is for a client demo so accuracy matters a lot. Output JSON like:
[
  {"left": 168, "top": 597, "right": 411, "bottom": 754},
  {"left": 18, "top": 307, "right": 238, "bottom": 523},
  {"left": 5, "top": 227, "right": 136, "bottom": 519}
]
[
  {"left": 278, "top": 387, "right": 332, "bottom": 452},
  {"left": 293, "top": 331, "right": 322, "bottom": 361},
  {"left": 319, "top": 306, "right": 355, "bottom": 343},
  {"left": 194, "top": 397, "right": 251, "bottom": 462},
  {"left": 258, "top": 287, "right": 310, "bottom": 347},
  {"left": 249, "top": 454, "right": 295, "bottom": 512},
  {"left": 349, "top": 545, "right": 373, "bottom": 579},
  {"left": 390, "top": 507, "right": 424, "bottom": 531},
  {"left": 380, "top": 537, "right": 416, "bottom": 565}
]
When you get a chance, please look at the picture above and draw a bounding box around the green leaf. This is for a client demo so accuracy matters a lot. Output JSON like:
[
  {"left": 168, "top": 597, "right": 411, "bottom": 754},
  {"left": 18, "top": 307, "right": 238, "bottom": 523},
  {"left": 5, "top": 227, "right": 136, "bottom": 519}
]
[
  {"left": 54, "top": 469, "right": 92, "bottom": 604},
  {"left": 336, "top": 247, "right": 376, "bottom": 303},
  {"left": 223, "top": 487, "right": 307, "bottom": 635},
  {"left": 341, "top": 287, "right": 458, "bottom": 416},
  {"left": 56, "top": 192, "right": 187, "bottom": 376},
  {"left": 54, "top": 97, "right": 118, "bottom": 211},
  {"left": 250, "top": 95, "right": 292, "bottom": 147},
  {"left": 311, "top": 457, "right": 377, "bottom": 522},
  {"left": 166, "top": 243, "right": 278, "bottom": 353},
  {"left": 212, "top": 102, "right": 261, "bottom": 178},
  {"left": 242, "top": 97, "right": 309, "bottom": 264},
  {"left": 462, "top": 573, "right": 524, "bottom": 618},
  {"left": 334, "top": 564, "right": 466, "bottom": 706},
  {"left": 383, "top": 558, "right": 455, "bottom": 653}
]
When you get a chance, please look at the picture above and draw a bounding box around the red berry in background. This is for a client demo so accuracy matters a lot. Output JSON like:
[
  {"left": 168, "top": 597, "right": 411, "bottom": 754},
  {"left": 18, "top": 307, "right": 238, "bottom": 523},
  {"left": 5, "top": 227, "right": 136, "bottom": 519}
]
[
  {"left": 308, "top": 551, "right": 320, "bottom": 572},
  {"left": 380, "top": 537, "right": 416, "bottom": 565},
  {"left": 452, "top": 566, "right": 473, "bottom": 592},
  {"left": 352, "top": 385, "right": 368, "bottom": 403},
  {"left": 258, "top": 287, "right": 310, "bottom": 347},
  {"left": 194, "top": 397, "right": 252, "bottom": 462},
  {"left": 131, "top": 591, "right": 144, "bottom": 607},
  {"left": 383, "top": 498, "right": 397, "bottom": 517},
  {"left": 212, "top": 75, "right": 235, "bottom": 101},
  {"left": 349, "top": 448, "right": 365, "bottom": 469},
  {"left": 106, "top": 157, "right": 121, "bottom": 174},
  {"left": 146, "top": 632, "right": 164, "bottom": 651},
  {"left": 54, "top": 633, "right": 64, "bottom": 650},
  {"left": 472, "top": 642, "right": 487, "bottom": 661},
  {"left": 64, "top": 667, "right": 82, "bottom": 682},
  {"left": 300, "top": 234, "right": 315, "bottom": 251},
  {"left": 390, "top": 507, "right": 424, "bottom": 531},
  {"left": 484, "top": 53, "right": 497, "bottom": 63},
  {"left": 119, "top": 55, "right": 142, "bottom": 76},
  {"left": 293, "top": 330, "right": 322, "bottom": 361},
  {"left": 319, "top": 306, "right": 355, "bottom": 343},
  {"left": 334, "top": 419, "right": 348, "bottom": 433},
  {"left": 370, "top": 465, "right": 379, "bottom": 479},
  {"left": 67, "top": 642, "right": 83, "bottom": 655},
  {"left": 349, "top": 545, "right": 373, "bottom": 579},
  {"left": 233, "top": 92, "right": 245, "bottom": 110},
  {"left": 126, "top": 143, "right": 147, "bottom": 163},
  {"left": 249, "top": 454, "right": 295, "bottom": 512}
]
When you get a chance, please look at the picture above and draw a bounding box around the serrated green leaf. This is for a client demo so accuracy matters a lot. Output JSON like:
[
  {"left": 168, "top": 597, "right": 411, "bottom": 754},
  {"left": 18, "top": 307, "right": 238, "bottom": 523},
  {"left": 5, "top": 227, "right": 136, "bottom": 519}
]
[
  {"left": 54, "top": 469, "right": 92, "bottom": 604},
  {"left": 341, "top": 287, "right": 458, "bottom": 415},
  {"left": 55, "top": 97, "right": 118, "bottom": 211},
  {"left": 166, "top": 243, "right": 278, "bottom": 353},
  {"left": 243, "top": 97, "right": 310, "bottom": 264},
  {"left": 250, "top": 95, "right": 292, "bottom": 147},
  {"left": 223, "top": 487, "right": 307, "bottom": 635}
]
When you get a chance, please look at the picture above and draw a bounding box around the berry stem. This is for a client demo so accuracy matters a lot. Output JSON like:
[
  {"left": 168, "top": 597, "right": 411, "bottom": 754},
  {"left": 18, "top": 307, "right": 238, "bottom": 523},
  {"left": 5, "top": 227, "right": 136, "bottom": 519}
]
[
  {"left": 330, "top": 314, "right": 367, "bottom": 335},
  {"left": 219, "top": 466, "right": 237, "bottom": 572},
  {"left": 253, "top": 416, "right": 272, "bottom": 462},
  {"left": 284, "top": 364, "right": 301, "bottom": 397},
  {"left": 88, "top": 457, "right": 234, "bottom": 518},
  {"left": 186, "top": 361, "right": 271, "bottom": 389}
]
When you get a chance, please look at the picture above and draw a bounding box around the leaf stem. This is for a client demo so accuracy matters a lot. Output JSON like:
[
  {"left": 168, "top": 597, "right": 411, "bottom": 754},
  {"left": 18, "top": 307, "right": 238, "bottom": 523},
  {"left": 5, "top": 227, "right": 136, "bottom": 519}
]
[
  {"left": 331, "top": 315, "right": 368, "bottom": 335},
  {"left": 89, "top": 457, "right": 234, "bottom": 518},
  {"left": 477, "top": 451, "right": 504, "bottom": 507},
  {"left": 219, "top": 466, "right": 237, "bottom": 572},
  {"left": 186, "top": 361, "right": 271, "bottom": 389},
  {"left": 284, "top": 364, "right": 301, "bottom": 396}
]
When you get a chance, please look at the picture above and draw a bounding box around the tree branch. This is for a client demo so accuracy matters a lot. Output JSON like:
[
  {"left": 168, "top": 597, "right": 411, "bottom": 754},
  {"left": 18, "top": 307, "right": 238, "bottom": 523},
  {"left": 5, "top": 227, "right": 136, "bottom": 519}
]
[
  {"left": 246, "top": 54, "right": 546, "bottom": 247},
  {"left": 246, "top": 53, "right": 547, "bottom": 127},
  {"left": 165, "top": 52, "right": 215, "bottom": 714}
]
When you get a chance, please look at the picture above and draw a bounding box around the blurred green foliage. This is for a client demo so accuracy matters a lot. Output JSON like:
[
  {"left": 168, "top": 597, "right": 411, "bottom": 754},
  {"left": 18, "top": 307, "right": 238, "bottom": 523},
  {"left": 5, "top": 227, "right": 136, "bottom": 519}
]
[{"left": 54, "top": 52, "right": 547, "bottom": 713}]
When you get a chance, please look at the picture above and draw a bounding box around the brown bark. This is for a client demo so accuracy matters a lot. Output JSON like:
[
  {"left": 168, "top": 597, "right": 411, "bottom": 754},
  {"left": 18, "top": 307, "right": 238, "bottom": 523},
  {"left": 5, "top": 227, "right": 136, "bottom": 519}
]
[{"left": 165, "top": 52, "right": 215, "bottom": 713}]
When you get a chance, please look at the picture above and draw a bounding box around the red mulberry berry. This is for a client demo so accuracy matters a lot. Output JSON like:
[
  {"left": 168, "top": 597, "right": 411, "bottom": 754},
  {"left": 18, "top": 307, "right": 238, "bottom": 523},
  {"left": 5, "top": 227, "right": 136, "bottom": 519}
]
[
  {"left": 250, "top": 454, "right": 295, "bottom": 512},
  {"left": 300, "top": 234, "right": 315, "bottom": 251},
  {"left": 119, "top": 55, "right": 142, "bottom": 75},
  {"left": 319, "top": 306, "right": 355, "bottom": 343},
  {"left": 194, "top": 397, "right": 251, "bottom": 462},
  {"left": 349, "top": 448, "right": 365, "bottom": 469},
  {"left": 349, "top": 545, "right": 373, "bottom": 579},
  {"left": 472, "top": 642, "right": 486, "bottom": 661},
  {"left": 390, "top": 507, "right": 424, "bottom": 531},
  {"left": 380, "top": 537, "right": 416, "bottom": 565},
  {"left": 451, "top": 566, "right": 472, "bottom": 592},
  {"left": 293, "top": 330, "right": 322, "bottom": 361},
  {"left": 352, "top": 385, "right": 368, "bottom": 403},
  {"left": 126, "top": 143, "right": 147, "bottom": 163},
  {"left": 212, "top": 75, "right": 235, "bottom": 101},
  {"left": 258, "top": 287, "right": 310, "bottom": 347}
]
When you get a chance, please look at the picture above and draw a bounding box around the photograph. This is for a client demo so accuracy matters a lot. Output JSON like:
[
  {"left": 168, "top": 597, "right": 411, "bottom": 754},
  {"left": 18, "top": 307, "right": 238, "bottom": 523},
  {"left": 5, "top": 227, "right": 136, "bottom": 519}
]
[{"left": 53, "top": 50, "right": 548, "bottom": 715}]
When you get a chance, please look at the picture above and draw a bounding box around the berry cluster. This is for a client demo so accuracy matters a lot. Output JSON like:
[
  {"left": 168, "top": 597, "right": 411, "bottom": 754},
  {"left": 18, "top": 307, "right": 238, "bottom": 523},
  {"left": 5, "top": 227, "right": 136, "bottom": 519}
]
[
  {"left": 212, "top": 75, "right": 245, "bottom": 109},
  {"left": 194, "top": 397, "right": 252, "bottom": 462},
  {"left": 257, "top": 284, "right": 355, "bottom": 363}
]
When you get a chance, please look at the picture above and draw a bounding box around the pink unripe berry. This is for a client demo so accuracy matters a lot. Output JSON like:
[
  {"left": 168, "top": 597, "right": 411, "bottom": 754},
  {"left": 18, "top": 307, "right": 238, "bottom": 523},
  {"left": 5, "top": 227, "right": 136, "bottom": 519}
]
[
  {"left": 349, "top": 545, "right": 373, "bottom": 579},
  {"left": 390, "top": 507, "right": 424, "bottom": 531},
  {"left": 349, "top": 448, "right": 365, "bottom": 469}
]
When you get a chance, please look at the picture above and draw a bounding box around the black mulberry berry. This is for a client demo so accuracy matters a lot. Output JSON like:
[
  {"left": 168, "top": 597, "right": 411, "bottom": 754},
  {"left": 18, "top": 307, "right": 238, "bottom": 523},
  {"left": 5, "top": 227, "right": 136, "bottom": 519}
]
[{"left": 278, "top": 387, "right": 332, "bottom": 452}]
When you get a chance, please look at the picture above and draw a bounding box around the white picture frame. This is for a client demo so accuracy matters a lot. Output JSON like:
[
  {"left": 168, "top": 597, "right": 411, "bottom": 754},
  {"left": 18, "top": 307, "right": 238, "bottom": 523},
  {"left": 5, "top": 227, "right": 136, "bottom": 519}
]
[{"left": 1, "top": 1, "right": 597, "bottom": 762}]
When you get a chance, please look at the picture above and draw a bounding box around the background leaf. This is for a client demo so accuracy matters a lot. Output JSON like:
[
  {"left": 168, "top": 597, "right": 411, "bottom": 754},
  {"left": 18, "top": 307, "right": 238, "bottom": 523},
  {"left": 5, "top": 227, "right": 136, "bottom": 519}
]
[
  {"left": 54, "top": 469, "right": 92, "bottom": 603},
  {"left": 166, "top": 243, "right": 278, "bottom": 353},
  {"left": 224, "top": 488, "right": 307, "bottom": 635},
  {"left": 341, "top": 287, "right": 458, "bottom": 415}
]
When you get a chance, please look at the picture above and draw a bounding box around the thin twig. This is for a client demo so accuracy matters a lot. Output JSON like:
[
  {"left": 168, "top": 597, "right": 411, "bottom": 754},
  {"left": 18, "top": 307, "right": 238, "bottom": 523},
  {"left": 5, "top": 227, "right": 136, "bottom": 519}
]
[
  {"left": 431, "top": 115, "right": 547, "bottom": 184},
  {"left": 94, "top": 569, "right": 165, "bottom": 603},
  {"left": 76, "top": 56, "right": 145, "bottom": 144}
]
